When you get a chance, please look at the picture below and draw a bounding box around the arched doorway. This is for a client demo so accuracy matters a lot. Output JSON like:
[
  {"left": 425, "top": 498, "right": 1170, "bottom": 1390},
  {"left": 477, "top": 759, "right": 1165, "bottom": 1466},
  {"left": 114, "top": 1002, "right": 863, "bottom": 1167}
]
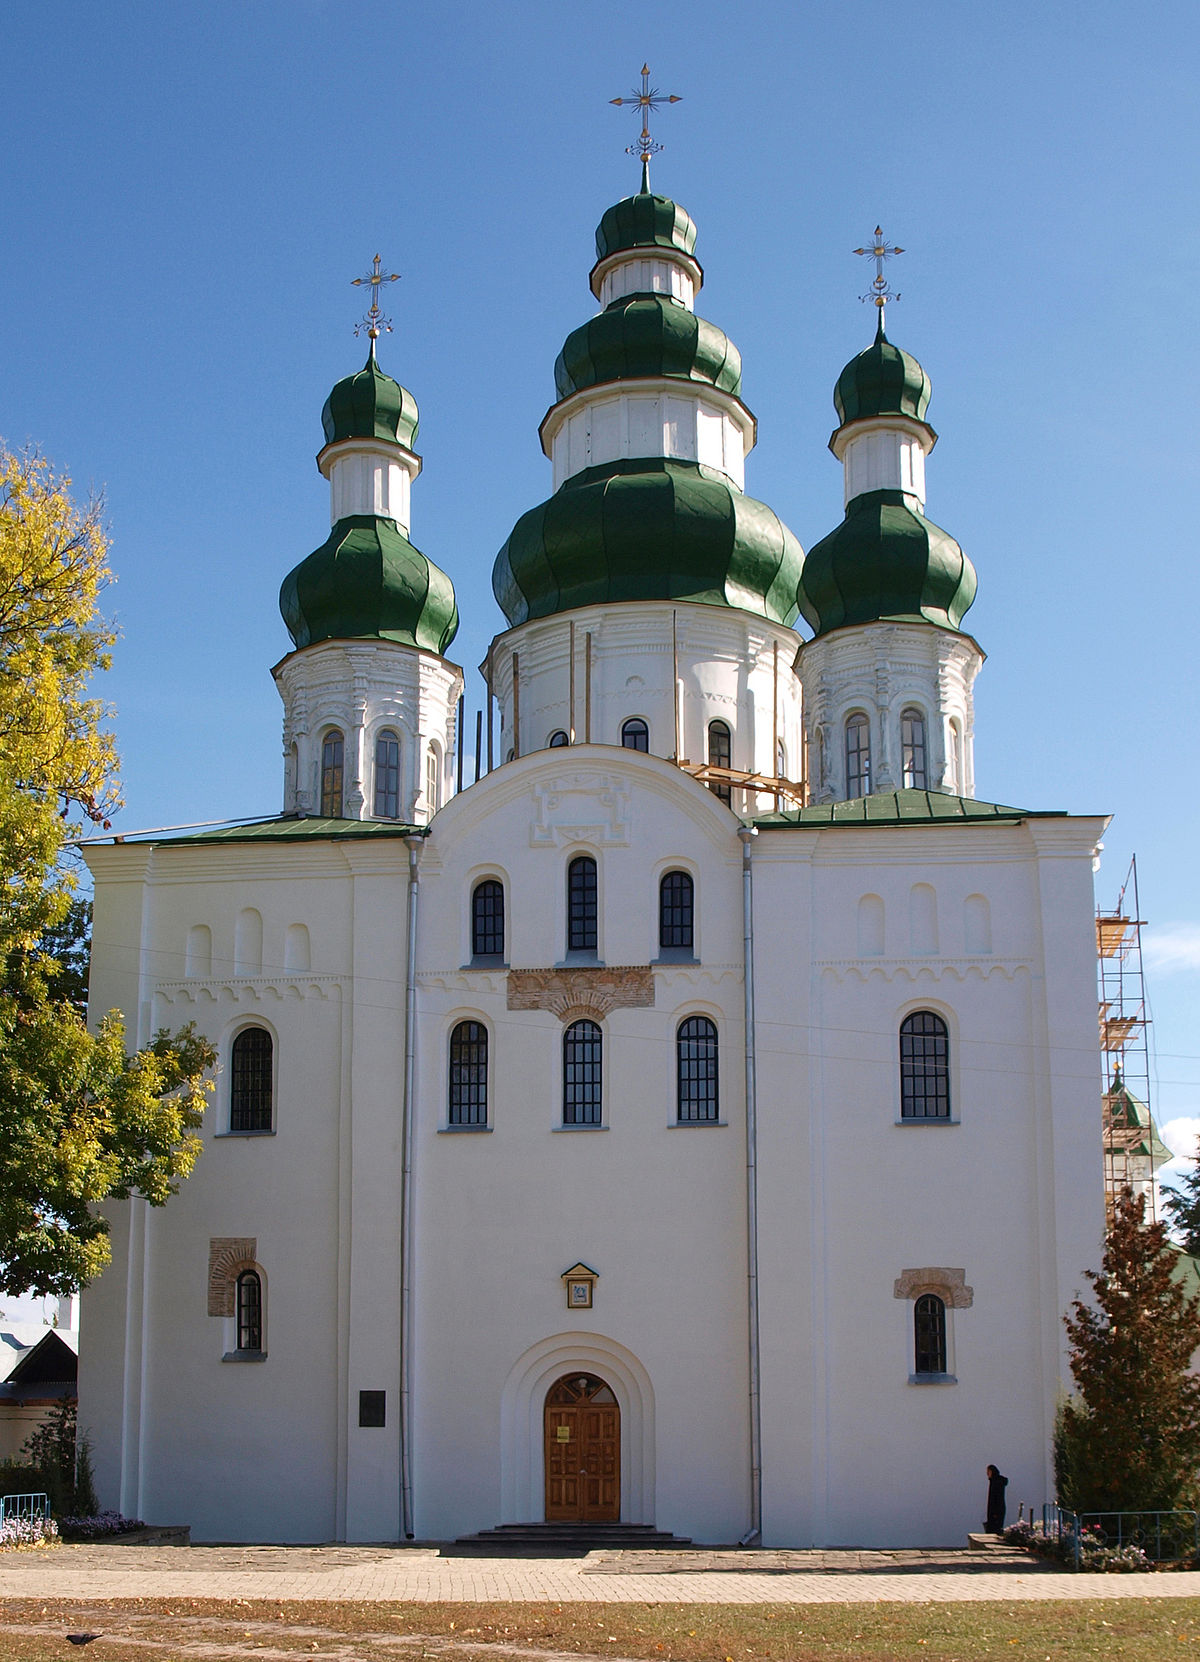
[{"left": 544, "top": 1373, "right": 620, "bottom": 1522}]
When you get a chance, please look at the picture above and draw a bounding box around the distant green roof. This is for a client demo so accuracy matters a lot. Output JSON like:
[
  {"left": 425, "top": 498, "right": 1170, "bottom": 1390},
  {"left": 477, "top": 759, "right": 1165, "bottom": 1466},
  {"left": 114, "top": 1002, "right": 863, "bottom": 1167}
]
[
  {"left": 157, "top": 816, "right": 424, "bottom": 847},
  {"left": 755, "top": 790, "right": 1066, "bottom": 829}
]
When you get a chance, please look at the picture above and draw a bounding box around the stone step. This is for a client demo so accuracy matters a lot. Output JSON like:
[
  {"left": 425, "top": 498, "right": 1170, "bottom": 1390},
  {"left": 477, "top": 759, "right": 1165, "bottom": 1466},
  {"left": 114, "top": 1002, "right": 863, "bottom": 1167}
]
[{"left": 452, "top": 1522, "right": 692, "bottom": 1555}]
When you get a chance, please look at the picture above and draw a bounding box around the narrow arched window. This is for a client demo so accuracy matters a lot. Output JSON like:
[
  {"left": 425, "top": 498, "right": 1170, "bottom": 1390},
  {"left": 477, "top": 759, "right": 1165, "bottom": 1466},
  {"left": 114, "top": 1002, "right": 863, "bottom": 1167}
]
[
  {"left": 374, "top": 730, "right": 401, "bottom": 818},
  {"left": 901, "top": 708, "right": 927, "bottom": 791},
  {"left": 659, "top": 870, "right": 694, "bottom": 952},
  {"left": 708, "top": 720, "right": 732, "bottom": 804},
  {"left": 320, "top": 730, "right": 345, "bottom": 818},
  {"left": 230, "top": 1027, "right": 273, "bottom": 1132},
  {"left": 236, "top": 1270, "right": 263, "bottom": 1353},
  {"left": 845, "top": 714, "right": 870, "bottom": 798},
  {"left": 567, "top": 856, "right": 597, "bottom": 953},
  {"left": 900, "top": 1011, "right": 950, "bottom": 1120},
  {"left": 425, "top": 747, "right": 441, "bottom": 814},
  {"left": 677, "top": 1015, "right": 718, "bottom": 1122},
  {"left": 448, "top": 1020, "right": 488, "bottom": 1127},
  {"left": 621, "top": 717, "right": 649, "bottom": 752},
  {"left": 563, "top": 1019, "right": 602, "bottom": 1125},
  {"left": 471, "top": 879, "right": 505, "bottom": 960},
  {"left": 914, "top": 1294, "right": 947, "bottom": 1375},
  {"left": 776, "top": 739, "right": 787, "bottom": 780},
  {"left": 548, "top": 730, "right": 569, "bottom": 748}
]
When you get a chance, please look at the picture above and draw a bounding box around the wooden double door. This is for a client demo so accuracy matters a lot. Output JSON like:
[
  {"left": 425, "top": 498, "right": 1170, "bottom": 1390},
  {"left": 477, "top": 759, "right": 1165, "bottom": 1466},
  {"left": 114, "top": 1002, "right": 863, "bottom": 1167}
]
[{"left": 544, "top": 1373, "right": 620, "bottom": 1522}]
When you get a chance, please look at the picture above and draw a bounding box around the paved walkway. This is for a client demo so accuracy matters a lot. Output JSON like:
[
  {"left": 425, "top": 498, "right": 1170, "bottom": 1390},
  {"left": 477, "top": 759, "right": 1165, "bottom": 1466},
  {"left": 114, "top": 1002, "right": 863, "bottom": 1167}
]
[{"left": 3, "top": 1542, "right": 1200, "bottom": 1603}]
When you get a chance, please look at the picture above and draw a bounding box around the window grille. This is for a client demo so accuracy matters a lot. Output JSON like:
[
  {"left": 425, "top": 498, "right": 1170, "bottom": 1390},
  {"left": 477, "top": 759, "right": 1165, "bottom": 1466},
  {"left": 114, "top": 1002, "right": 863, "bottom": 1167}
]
[
  {"left": 448, "top": 1020, "right": 488, "bottom": 1126},
  {"left": 567, "top": 856, "right": 597, "bottom": 953},
  {"left": 548, "top": 730, "right": 569, "bottom": 748},
  {"left": 230, "top": 1027, "right": 273, "bottom": 1132},
  {"left": 707, "top": 720, "right": 732, "bottom": 804},
  {"left": 621, "top": 717, "right": 649, "bottom": 752},
  {"left": 236, "top": 1270, "right": 262, "bottom": 1352},
  {"left": 914, "top": 1293, "right": 947, "bottom": 1374},
  {"left": 845, "top": 714, "right": 870, "bottom": 798},
  {"left": 374, "top": 730, "right": 401, "bottom": 818},
  {"left": 901, "top": 708, "right": 927, "bottom": 791},
  {"left": 471, "top": 879, "right": 505, "bottom": 959},
  {"left": 563, "top": 1020, "right": 602, "bottom": 1125},
  {"left": 900, "top": 1011, "right": 950, "bottom": 1119},
  {"left": 677, "top": 1015, "right": 718, "bottom": 1122},
  {"left": 321, "top": 730, "right": 344, "bottom": 818},
  {"left": 659, "top": 870, "right": 694, "bottom": 951}
]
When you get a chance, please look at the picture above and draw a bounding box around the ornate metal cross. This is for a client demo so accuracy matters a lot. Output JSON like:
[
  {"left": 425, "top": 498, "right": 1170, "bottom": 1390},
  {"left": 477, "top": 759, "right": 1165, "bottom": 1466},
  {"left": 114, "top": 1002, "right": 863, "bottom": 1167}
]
[
  {"left": 854, "top": 226, "right": 904, "bottom": 319},
  {"left": 610, "top": 63, "right": 681, "bottom": 187},
  {"left": 351, "top": 254, "right": 401, "bottom": 340}
]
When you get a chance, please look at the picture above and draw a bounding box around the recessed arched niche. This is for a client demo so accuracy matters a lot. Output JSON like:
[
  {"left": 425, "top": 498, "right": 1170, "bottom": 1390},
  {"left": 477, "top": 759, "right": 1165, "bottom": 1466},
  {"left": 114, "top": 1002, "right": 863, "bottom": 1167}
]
[
  {"left": 185, "top": 924, "right": 212, "bottom": 979},
  {"left": 857, "top": 894, "right": 885, "bottom": 956},
  {"left": 284, "top": 923, "right": 311, "bottom": 972},
  {"left": 909, "top": 884, "right": 938, "bottom": 956},
  {"left": 234, "top": 908, "right": 263, "bottom": 977},
  {"left": 964, "top": 893, "right": 992, "bottom": 956}
]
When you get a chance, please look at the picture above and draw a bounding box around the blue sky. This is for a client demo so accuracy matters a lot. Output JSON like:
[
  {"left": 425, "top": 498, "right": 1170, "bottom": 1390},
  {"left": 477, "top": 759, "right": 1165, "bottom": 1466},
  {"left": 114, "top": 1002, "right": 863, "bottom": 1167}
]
[{"left": 3, "top": 1, "right": 1200, "bottom": 1314}]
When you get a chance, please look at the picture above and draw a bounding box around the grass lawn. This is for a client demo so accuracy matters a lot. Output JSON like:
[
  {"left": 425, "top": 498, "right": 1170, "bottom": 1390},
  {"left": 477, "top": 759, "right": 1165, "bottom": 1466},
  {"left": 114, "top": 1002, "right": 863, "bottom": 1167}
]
[{"left": 2, "top": 1598, "right": 1199, "bottom": 1660}]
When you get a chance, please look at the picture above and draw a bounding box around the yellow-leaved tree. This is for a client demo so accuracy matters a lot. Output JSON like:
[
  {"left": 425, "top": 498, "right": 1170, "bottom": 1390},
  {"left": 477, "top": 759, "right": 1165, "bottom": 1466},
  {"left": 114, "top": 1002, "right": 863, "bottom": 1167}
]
[{"left": 0, "top": 446, "right": 213, "bottom": 1298}]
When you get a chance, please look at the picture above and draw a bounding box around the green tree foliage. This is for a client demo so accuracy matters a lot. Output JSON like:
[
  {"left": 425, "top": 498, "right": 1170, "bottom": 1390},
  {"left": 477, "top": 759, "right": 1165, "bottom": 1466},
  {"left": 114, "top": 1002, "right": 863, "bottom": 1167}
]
[
  {"left": 0, "top": 446, "right": 213, "bottom": 1298},
  {"left": 1055, "top": 1187, "right": 1200, "bottom": 1514},
  {"left": 1162, "top": 1138, "right": 1200, "bottom": 1258},
  {"left": 21, "top": 1398, "right": 97, "bottom": 1517}
]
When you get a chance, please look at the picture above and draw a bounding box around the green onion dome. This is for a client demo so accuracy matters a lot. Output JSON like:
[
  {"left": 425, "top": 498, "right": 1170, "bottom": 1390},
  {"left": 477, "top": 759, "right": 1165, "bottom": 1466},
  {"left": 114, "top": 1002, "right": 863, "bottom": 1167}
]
[
  {"left": 280, "top": 514, "right": 458, "bottom": 654},
  {"left": 554, "top": 293, "right": 741, "bottom": 401},
  {"left": 493, "top": 458, "right": 802, "bottom": 627},
  {"left": 796, "top": 489, "right": 975, "bottom": 638},
  {"left": 594, "top": 190, "right": 698, "bottom": 264},
  {"left": 321, "top": 342, "right": 419, "bottom": 450},
  {"left": 834, "top": 319, "right": 932, "bottom": 428}
]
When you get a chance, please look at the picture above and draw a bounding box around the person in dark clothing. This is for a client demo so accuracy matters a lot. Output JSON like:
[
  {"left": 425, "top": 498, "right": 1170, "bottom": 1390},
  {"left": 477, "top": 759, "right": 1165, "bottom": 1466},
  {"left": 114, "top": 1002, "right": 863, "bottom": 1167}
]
[{"left": 985, "top": 1464, "right": 1008, "bottom": 1533}]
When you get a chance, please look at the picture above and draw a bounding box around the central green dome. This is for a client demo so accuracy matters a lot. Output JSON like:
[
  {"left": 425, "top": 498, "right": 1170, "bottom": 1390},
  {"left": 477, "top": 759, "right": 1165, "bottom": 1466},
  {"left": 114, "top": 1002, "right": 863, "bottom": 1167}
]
[
  {"left": 493, "top": 458, "right": 802, "bottom": 627},
  {"left": 281, "top": 515, "right": 458, "bottom": 654},
  {"left": 555, "top": 293, "right": 741, "bottom": 401},
  {"left": 594, "top": 189, "right": 698, "bottom": 265}
]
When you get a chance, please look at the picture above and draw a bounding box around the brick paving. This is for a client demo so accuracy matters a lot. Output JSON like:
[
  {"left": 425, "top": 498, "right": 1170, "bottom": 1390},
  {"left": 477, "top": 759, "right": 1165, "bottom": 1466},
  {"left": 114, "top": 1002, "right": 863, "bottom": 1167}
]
[{"left": 3, "top": 1541, "right": 1200, "bottom": 1603}]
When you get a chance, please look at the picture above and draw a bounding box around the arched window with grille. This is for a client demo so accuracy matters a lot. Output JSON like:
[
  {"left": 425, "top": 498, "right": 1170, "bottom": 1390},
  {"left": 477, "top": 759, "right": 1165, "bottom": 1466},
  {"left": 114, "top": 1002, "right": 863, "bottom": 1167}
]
[
  {"left": 563, "top": 1020, "right": 602, "bottom": 1125},
  {"left": 236, "top": 1269, "right": 263, "bottom": 1353},
  {"left": 621, "top": 717, "right": 649, "bottom": 752},
  {"left": 448, "top": 1020, "right": 488, "bottom": 1127},
  {"left": 707, "top": 720, "right": 732, "bottom": 804},
  {"left": 845, "top": 713, "right": 870, "bottom": 798},
  {"left": 471, "top": 879, "right": 505, "bottom": 961},
  {"left": 900, "top": 1010, "right": 950, "bottom": 1120},
  {"left": 320, "top": 729, "right": 345, "bottom": 818},
  {"left": 567, "top": 856, "right": 597, "bottom": 954},
  {"left": 230, "top": 1027, "right": 273, "bottom": 1133},
  {"left": 914, "top": 1293, "right": 947, "bottom": 1375},
  {"left": 374, "top": 729, "right": 401, "bottom": 818},
  {"left": 659, "top": 870, "right": 694, "bottom": 953},
  {"left": 900, "top": 708, "right": 927, "bottom": 791},
  {"left": 677, "top": 1016, "right": 718, "bottom": 1123}
]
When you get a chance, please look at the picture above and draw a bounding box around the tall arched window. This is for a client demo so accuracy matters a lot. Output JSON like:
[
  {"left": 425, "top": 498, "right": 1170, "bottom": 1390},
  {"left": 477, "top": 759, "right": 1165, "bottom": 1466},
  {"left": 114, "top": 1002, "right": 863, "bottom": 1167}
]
[
  {"left": 374, "top": 730, "right": 401, "bottom": 818},
  {"left": 914, "top": 1293, "right": 947, "bottom": 1375},
  {"left": 236, "top": 1269, "right": 263, "bottom": 1353},
  {"left": 320, "top": 729, "right": 344, "bottom": 818},
  {"left": 567, "top": 856, "right": 598, "bottom": 953},
  {"left": 425, "top": 747, "right": 441, "bottom": 815},
  {"left": 845, "top": 714, "right": 870, "bottom": 798},
  {"left": 677, "top": 1015, "right": 718, "bottom": 1122},
  {"left": 900, "top": 1011, "right": 950, "bottom": 1120},
  {"left": 621, "top": 717, "right": 649, "bottom": 752},
  {"left": 707, "top": 720, "right": 732, "bottom": 804},
  {"left": 230, "top": 1027, "right": 273, "bottom": 1133},
  {"left": 776, "top": 738, "right": 787, "bottom": 780},
  {"left": 548, "top": 729, "right": 569, "bottom": 748},
  {"left": 900, "top": 708, "right": 927, "bottom": 791},
  {"left": 563, "top": 1019, "right": 602, "bottom": 1125},
  {"left": 471, "top": 879, "right": 505, "bottom": 960},
  {"left": 659, "top": 870, "right": 694, "bottom": 952},
  {"left": 448, "top": 1020, "right": 488, "bottom": 1127}
]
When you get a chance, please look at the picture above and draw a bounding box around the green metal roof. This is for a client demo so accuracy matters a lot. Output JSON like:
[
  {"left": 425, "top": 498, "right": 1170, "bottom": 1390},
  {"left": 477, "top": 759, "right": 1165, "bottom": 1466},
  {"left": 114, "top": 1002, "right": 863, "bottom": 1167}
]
[
  {"left": 754, "top": 789, "right": 1066, "bottom": 829},
  {"left": 280, "top": 514, "right": 458, "bottom": 654},
  {"left": 156, "top": 816, "right": 425, "bottom": 847},
  {"left": 322, "top": 341, "right": 419, "bottom": 450},
  {"left": 493, "top": 457, "right": 803, "bottom": 627},
  {"left": 595, "top": 189, "right": 698, "bottom": 264},
  {"left": 834, "top": 318, "right": 932, "bottom": 428},
  {"left": 554, "top": 293, "right": 741, "bottom": 402},
  {"left": 797, "top": 489, "right": 976, "bottom": 638}
]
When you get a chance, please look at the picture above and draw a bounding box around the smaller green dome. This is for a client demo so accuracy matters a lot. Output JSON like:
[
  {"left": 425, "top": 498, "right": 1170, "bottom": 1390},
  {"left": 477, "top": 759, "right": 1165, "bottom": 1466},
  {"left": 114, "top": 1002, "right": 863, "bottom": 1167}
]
[
  {"left": 555, "top": 294, "right": 741, "bottom": 402},
  {"left": 281, "top": 514, "right": 457, "bottom": 654},
  {"left": 595, "top": 189, "right": 698, "bottom": 264},
  {"left": 834, "top": 318, "right": 931, "bottom": 428},
  {"left": 321, "top": 342, "right": 419, "bottom": 450},
  {"left": 797, "top": 489, "right": 975, "bottom": 638}
]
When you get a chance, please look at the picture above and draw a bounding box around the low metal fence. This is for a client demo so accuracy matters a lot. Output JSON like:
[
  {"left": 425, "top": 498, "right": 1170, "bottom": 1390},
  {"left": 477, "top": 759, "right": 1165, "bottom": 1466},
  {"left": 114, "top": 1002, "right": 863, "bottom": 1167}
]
[
  {"left": 1042, "top": 1502, "right": 1199, "bottom": 1567},
  {"left": 0, "top": 1493, "right": 50, "bottom": 1525}
]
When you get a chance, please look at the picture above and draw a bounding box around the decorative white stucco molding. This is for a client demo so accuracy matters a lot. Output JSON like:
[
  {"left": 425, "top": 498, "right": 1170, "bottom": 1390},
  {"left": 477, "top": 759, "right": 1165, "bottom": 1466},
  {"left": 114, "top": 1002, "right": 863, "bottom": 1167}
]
[
  {"left": 893, "top": 1267, "right": 973, "bottom": 1308},
  {"left": 529, "top": 773, "right": 633, "bottom": 848},
  {"left": 507, "top": 966, "right": 654, "bottom": 1019}
]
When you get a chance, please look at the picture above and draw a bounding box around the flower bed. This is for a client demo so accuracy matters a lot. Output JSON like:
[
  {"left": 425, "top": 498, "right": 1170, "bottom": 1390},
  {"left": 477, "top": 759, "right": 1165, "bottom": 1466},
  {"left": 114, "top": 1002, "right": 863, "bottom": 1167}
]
[
  {"left": 58, "top": 1510, "right": 146, "bottom": 1542},
  {"left": 0, "top": 1515, "right": 58, "bottom": 1550}
]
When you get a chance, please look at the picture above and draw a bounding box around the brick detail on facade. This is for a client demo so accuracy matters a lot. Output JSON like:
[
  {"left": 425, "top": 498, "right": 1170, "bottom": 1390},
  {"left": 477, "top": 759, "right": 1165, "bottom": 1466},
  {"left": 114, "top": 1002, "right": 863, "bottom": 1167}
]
[
  {"left": 208, "top": 1237, "right": 258, "bottom": 1317},
  {"left": 893, "top": 1266, "right": 973, "bottom": 1308},
  {"left": 506, "top": 965, "right": 655, "bottom": 1020}
]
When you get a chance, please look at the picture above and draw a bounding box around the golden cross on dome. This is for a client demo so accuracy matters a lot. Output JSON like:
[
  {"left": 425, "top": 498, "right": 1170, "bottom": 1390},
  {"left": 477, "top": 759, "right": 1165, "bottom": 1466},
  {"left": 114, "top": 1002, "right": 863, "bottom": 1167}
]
[
  {"left": 854, "top": 226, "right": 904, "bottom": 320},
  {"left": 610, "top": 63, "right": 682, "bottom": 189},
  {"left": 351, "top": 254, "right": 401, "bottom": 340}
]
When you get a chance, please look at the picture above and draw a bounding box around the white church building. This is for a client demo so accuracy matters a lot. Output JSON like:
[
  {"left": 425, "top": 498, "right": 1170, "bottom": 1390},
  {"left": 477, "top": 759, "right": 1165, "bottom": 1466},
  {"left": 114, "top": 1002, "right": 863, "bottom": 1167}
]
[{"left": 79, "top": 167, "right": 1106, "bottom": 1548}]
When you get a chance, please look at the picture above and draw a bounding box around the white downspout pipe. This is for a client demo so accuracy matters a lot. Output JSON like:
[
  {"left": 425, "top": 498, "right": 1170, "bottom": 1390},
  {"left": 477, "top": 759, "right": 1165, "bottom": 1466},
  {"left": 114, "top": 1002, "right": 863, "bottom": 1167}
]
[
  {"left": 738, "top": 824, "right": 763, "bottom": 1545},
  {"left": 399, "top": 833, "right": 424, "bottom": 1539}
]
